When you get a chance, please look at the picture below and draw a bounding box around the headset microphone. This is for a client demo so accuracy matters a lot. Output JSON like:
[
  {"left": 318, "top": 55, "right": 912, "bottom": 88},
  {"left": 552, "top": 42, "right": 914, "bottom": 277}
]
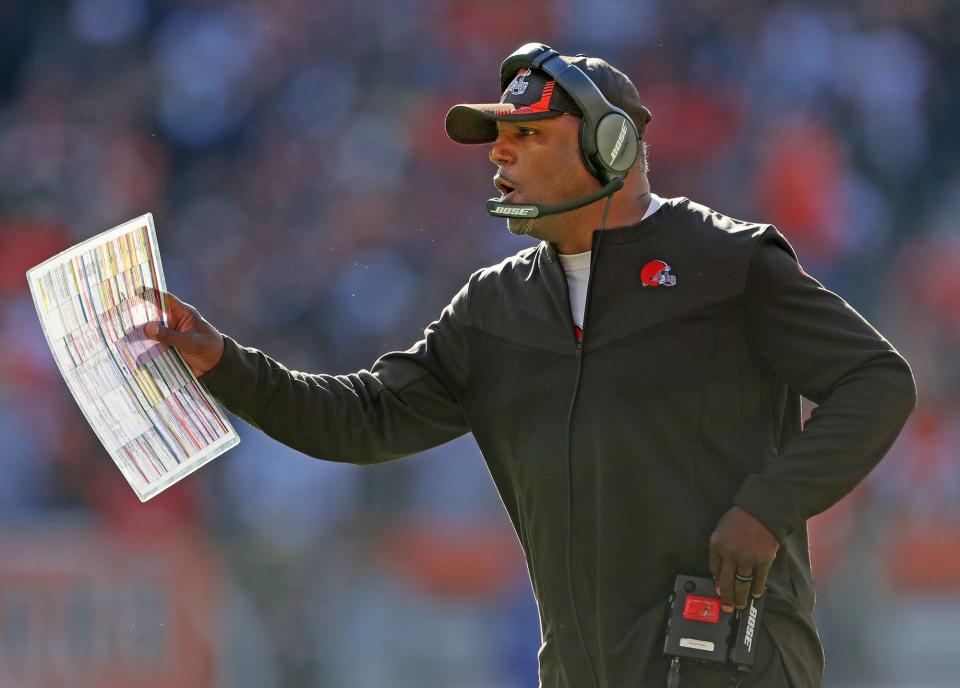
[{"left": 486, "top": 177, "right": 624, "bottom": 219}]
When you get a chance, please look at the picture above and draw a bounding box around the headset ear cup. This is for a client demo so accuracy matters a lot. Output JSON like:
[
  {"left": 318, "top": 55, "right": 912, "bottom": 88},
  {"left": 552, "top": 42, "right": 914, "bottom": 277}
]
[
  {"left": 578, "top": 117, "right": 604, "bottom": 181},
  {"left": 595, "top": 112, "right": 638, "bottom": 176}
]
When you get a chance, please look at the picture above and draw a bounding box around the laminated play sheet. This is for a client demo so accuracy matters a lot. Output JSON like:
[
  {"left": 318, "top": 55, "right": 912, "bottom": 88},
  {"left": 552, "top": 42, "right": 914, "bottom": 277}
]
[{"left": 27, "top": 214, "right": 239, "bottom": 500}]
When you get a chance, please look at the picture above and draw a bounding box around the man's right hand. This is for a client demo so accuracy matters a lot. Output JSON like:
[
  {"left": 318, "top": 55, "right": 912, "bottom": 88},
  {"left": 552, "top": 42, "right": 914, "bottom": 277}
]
[{"left": 144, "top": 291, "right": 224, "bottom": 378}]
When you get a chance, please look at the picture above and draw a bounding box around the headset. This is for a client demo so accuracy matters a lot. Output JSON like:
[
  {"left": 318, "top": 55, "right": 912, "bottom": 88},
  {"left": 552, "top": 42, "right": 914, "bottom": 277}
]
[{"left": 486, "top": 42, "right": 640, "bottom": 219}]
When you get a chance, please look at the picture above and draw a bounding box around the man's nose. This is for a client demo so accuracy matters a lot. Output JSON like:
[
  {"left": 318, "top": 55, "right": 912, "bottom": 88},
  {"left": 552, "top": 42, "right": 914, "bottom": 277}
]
[{"left": 489, "top": 133, "right": 514, "bottom": 166}]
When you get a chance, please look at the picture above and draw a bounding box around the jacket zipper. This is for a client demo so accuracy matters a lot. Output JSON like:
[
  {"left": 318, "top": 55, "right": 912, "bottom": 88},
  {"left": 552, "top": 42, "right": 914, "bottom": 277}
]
[{"left": 559, "top": 232, "right": 604, "bottom": 688}]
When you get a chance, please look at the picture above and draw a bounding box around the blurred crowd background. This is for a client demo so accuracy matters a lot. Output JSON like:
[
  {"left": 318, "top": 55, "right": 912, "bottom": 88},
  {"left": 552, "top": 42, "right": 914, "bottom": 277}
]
[{"left": 1, "top": 0, "right": 959, "bottom": 686}]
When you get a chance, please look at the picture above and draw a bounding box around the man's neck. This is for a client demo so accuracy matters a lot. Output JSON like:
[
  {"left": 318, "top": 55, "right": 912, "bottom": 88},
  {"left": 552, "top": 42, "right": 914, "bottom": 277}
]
[{"left": 553, "top": 189, "right": 652, "bottom": 254}]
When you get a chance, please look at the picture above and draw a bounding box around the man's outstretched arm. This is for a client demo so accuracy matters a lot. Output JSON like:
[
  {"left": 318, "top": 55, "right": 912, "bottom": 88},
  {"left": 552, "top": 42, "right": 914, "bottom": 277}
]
[{"left": 146, "top": 290, "right": 471, "bottom": 464}]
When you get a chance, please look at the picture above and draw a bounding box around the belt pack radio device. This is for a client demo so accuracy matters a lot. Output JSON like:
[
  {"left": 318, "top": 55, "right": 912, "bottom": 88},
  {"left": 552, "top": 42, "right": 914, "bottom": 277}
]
[{"left": 662, "top": 574, "right": 765, "bottom": 687}]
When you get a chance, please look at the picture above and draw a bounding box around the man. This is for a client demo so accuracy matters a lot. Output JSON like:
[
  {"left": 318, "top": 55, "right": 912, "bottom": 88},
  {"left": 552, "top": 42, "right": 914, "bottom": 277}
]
[{"left": 146, "top": 44, "right": 916, "bottom": 687}]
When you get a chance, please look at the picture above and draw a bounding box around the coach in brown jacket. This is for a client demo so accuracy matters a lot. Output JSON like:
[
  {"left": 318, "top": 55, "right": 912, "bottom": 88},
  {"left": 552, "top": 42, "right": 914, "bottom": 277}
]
[{"left": 147, "top": 45, "right": 916, "bottom": 688}]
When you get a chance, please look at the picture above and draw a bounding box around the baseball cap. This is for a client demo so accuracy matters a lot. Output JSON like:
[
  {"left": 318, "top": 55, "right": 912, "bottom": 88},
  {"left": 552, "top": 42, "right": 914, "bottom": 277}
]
[{"left": 445, "top": 53, "right": 652, "bottom": 145}]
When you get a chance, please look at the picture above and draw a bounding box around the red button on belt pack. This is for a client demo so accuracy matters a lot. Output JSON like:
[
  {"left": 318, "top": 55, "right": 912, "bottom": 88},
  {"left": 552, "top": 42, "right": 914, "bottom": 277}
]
[{"left": 682, "top": 595, "right": 721, "bottom": 623}]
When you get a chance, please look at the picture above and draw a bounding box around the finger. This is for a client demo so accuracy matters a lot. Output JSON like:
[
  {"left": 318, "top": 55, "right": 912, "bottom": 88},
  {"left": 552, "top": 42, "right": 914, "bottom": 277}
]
[
  {"left": 717, "top": 558, "right": 736, "bottom": 613},
  {"left": 733, "top": 568, "right": 753, "bottom": 609},
  {"left": 709, "top": 546, "right": 722, "bottom": 585},
  {"left": 751, "top": 561, "right": 771, "bottom": 599},
  {"left": 159, "top": 289, "right": 192, "bottom": 314},
  {"left": 135, "top": 288, "right": 190, "bottom": 327},
  {"left": 159, "top": 290, "right": 200, "bottom": 328},
  {"left": 144, "top": 321, "right": 194, "bottom": 350}
]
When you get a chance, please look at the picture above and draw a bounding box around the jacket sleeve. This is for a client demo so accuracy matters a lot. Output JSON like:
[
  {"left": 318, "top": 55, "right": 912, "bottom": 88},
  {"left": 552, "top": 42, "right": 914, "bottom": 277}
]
[
  {"left": 197, "top": 283, "right": 472, "bottom": 464},
  {"left": 731, "top": 229, "right": 917, "bottom": 541}
]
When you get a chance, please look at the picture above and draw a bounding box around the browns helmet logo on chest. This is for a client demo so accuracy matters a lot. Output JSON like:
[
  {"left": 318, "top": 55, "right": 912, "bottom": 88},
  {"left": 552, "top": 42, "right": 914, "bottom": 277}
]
[{"left": 640, "top": 260, "right": 677, "bottom": 287}]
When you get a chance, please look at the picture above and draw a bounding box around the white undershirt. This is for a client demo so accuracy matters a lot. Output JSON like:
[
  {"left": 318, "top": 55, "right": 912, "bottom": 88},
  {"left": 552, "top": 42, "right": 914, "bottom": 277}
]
[{"left": 557, "top": 193, "right": 664, "bottom": 329}]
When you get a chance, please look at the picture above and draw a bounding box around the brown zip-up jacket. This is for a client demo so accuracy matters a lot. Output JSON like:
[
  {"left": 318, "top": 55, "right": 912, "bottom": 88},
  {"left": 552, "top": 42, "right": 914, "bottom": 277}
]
[{"left": 200, "top": 197, "right": 916, "bottom": 687}]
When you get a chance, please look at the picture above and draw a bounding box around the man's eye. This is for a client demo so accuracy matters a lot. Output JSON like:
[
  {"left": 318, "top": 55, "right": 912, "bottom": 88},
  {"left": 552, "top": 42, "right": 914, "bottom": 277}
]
[{"left": 519, "top": 128, "right": 536, "bottom": 136}]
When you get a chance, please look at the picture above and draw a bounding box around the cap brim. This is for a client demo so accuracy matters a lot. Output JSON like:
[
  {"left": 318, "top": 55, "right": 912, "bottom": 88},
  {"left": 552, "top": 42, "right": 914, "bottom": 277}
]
[{"left": 444, "top": 103, "right": 564, "bottom": 144}]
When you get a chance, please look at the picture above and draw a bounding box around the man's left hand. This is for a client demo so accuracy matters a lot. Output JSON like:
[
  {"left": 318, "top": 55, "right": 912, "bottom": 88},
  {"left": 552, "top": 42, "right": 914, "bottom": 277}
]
[{"left": 708, "top": 506, "right": 780, "bottom": 613}]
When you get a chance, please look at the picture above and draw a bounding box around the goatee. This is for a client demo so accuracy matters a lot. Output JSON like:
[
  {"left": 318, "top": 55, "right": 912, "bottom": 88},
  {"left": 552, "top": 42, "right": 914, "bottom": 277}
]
[{"left": 507, "top": 219, "right": 535, "bottom": 236}]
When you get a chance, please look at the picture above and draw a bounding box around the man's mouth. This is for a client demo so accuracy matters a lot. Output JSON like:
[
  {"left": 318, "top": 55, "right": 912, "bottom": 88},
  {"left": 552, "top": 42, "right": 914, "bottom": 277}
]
[{"left": 493, "top": 174, "right": 518, "bottom": 200}]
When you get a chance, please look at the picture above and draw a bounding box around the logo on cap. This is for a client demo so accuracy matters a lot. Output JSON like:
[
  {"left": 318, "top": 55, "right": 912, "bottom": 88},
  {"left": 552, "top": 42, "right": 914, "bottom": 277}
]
[
  {"left": 507, "top": 68, "right": 532, "bottom": 96},
  {"left": 640, "top": 260, "right": 677, "bottom": 287}
]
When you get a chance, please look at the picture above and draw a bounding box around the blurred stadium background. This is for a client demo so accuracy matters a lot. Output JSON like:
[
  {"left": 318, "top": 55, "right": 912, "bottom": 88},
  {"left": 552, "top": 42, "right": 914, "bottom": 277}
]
[{"left": 1, "top": 1, "right": 959, "bottom": 686}]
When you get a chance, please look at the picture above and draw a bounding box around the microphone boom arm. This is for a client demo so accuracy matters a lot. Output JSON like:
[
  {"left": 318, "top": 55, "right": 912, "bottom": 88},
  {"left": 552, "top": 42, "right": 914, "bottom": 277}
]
[{"left": 486, "top": 177, "right": 624, "bottom": 219}]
